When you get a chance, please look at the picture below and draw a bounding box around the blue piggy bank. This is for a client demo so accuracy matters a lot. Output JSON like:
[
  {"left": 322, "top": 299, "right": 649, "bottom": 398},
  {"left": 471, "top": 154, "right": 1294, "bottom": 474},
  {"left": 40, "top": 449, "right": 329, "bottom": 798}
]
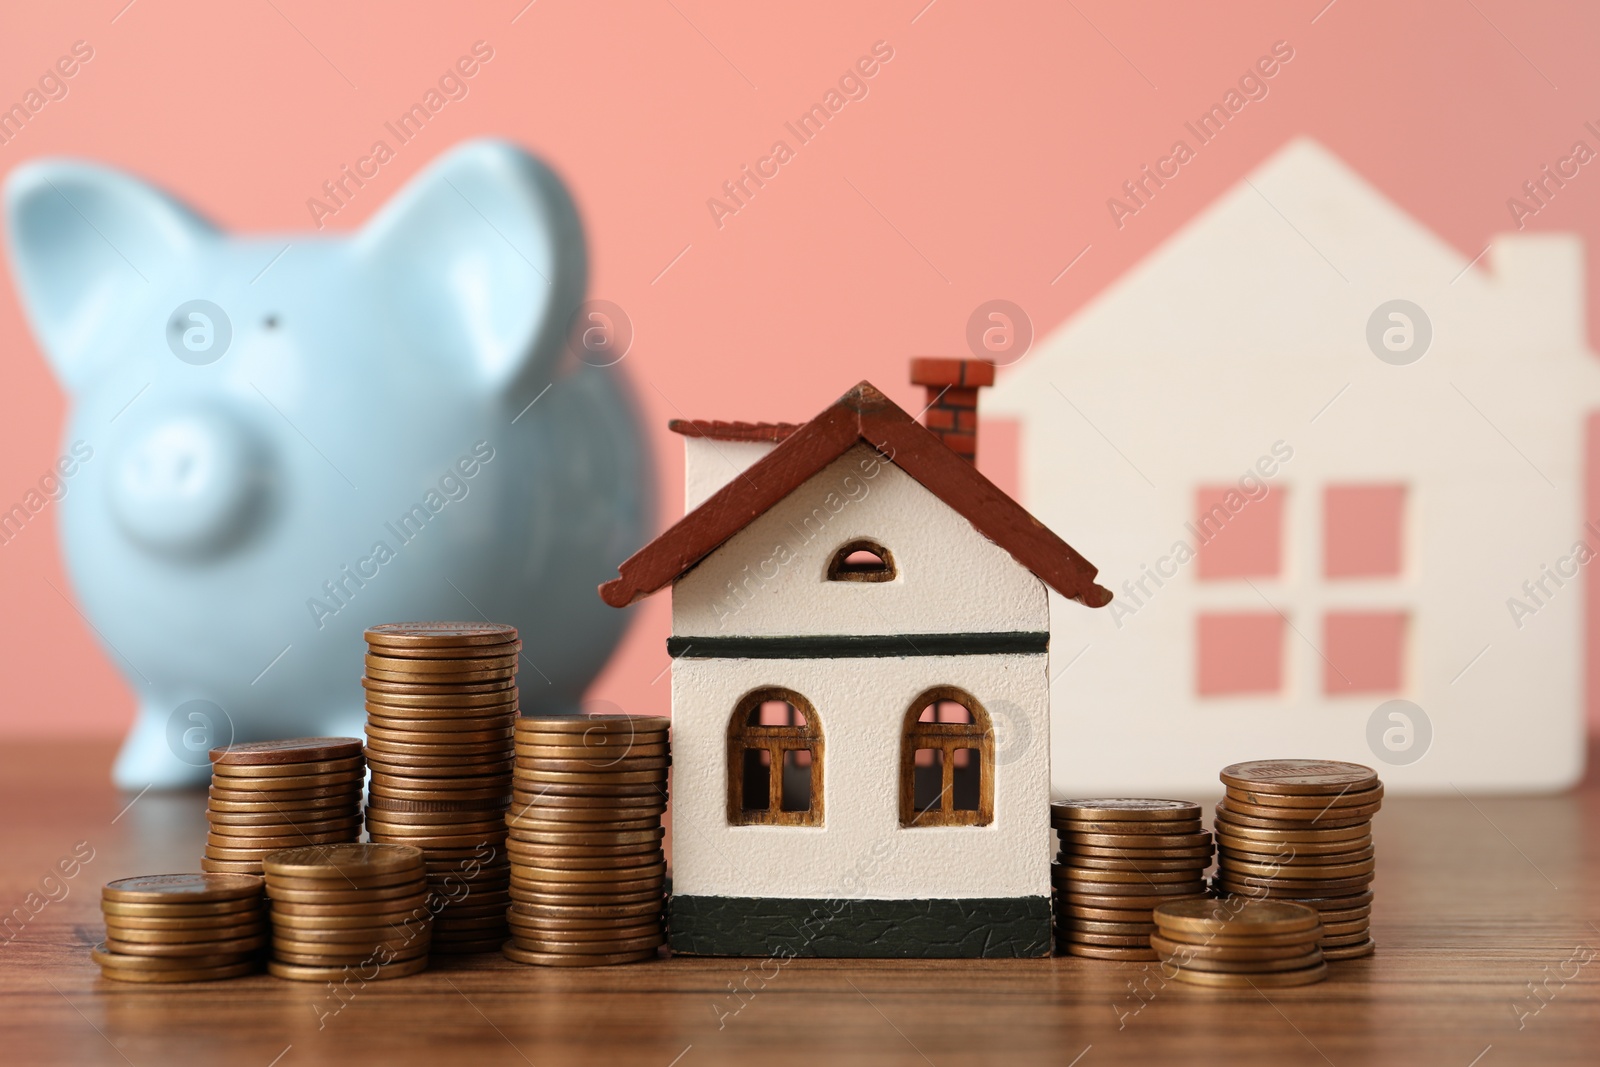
[{"left": 4, "top": 139, "right": 651, "bottom": 789}]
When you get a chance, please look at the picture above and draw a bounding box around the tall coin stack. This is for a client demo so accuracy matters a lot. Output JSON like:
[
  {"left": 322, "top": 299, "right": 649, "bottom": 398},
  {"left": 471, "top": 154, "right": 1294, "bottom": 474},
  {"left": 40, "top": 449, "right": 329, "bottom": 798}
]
[
  {"left": 1151, "top": 898, "right": 1327, "bottom": 988},
  {"left": 362, "top": 622, "right": 521, "bottom": 953},
  {"left": 503, "top": 714, "right": 670, "bottom": 967},
  {"left": 1050, "top": 799, "right": 1212, "bottom": 961},
  {"left": 1212, "top": 759, "right": 1382, "bottom": 960},
  {"left": 263, "top": 843, "right": 432, "bottom": 981},
  {"left": 94, "top": 874, "right": 268, "bottom": 983},
  {"left": 202, "top": 738, "right": 365, "bottom": 874}
]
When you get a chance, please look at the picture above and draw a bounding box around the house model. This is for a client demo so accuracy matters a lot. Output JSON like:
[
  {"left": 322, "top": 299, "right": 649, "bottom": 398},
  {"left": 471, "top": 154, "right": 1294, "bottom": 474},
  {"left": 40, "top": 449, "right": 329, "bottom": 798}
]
[
  {"left": 599, "top": 362, "right": 1110, "bottom": 958},
  {"left": 985, "top": 136, "right": 1596, "bottom": 794}
]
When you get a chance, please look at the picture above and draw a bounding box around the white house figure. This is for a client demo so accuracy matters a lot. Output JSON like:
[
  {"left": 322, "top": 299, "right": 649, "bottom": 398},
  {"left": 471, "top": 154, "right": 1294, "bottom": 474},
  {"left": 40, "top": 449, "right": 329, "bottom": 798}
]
[
  {"left": 599, "top": 364, "right": 1110, "bottom": 957},
  {"left": 986, "top": 136, "right": 1595, "bottom": 794}
]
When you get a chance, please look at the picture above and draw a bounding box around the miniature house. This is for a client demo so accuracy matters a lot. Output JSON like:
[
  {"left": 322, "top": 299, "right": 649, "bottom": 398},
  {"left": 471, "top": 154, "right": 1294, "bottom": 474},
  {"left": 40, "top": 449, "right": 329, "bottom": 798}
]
[
  {"left": 599, "top": 363, "right": 1110, "bottom": 957},
  {"left": 985, "top": 136, "right": 1597, "bottom": 793}
]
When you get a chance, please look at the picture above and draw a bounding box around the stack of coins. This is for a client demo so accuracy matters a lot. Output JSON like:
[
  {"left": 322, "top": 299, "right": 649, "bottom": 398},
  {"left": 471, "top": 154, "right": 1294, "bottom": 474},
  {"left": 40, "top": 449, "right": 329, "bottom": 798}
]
[
  {"left": 503, "top": 714, "right": 670, "bottom": 967},
  {"left": 262, "top": 843, "right": 432, "bottom": 981},
  {"left": 94, "top": 874, "right": 268, "bottom": 983},
  {"left": 1212, "top": 759, "right": 1382, "bottom": 960},
  {"left": 202, "top": 739, "right": 365, "bottom": 874},
  {"left": 362, "top": 622, "right": 520, "bottom": 954},
  {"left": 1050, "top": 799, "right": 1212, "bottom": 960},
  {"left": 1152, "top": 898, "right": 1327, "bottom": 987}
]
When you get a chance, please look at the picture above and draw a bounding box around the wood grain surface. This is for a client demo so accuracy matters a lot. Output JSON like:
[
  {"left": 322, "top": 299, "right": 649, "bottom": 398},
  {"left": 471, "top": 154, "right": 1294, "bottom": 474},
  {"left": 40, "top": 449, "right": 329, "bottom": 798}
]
[{"left": 2, "top": 740, "right": 1595, "bottom": 1066}]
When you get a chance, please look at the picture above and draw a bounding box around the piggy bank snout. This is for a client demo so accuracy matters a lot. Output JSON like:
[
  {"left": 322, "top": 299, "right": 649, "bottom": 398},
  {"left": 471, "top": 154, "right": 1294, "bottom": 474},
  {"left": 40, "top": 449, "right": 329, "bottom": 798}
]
[{"left": 109, "top": 409, "right": 270, "bottom": 557}]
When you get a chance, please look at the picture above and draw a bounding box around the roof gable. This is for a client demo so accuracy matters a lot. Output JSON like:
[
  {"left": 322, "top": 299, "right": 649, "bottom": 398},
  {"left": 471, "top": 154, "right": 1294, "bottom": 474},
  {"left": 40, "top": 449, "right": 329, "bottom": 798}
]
[{"left": 599, "top": 381, "right": 1112, "bottom": 609}]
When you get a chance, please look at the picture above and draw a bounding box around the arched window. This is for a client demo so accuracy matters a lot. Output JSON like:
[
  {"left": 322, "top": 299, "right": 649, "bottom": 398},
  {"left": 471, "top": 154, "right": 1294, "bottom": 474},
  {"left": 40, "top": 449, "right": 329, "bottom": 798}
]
[
  {"left": 826, "top": 539, "right": 896, "bottom": 582},
  {"left": 899, "top": 687, "right": 993, "bottom": 827},
  {"left": 727, "top": 688, "right": 823, "bottom": 826}
]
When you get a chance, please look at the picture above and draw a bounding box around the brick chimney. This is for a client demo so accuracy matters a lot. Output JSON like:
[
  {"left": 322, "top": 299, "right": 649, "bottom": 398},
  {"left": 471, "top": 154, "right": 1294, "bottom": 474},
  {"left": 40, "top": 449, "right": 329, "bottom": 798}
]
[{"left": 909, "top": 358, "right": 995, "bottom": 463}]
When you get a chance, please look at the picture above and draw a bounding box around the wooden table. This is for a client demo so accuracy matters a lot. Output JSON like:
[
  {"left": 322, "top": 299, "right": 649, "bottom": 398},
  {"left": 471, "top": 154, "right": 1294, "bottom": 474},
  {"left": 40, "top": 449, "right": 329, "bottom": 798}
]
[{"left": 3, "top": 741, "right": 1596, "bottom": 1066}]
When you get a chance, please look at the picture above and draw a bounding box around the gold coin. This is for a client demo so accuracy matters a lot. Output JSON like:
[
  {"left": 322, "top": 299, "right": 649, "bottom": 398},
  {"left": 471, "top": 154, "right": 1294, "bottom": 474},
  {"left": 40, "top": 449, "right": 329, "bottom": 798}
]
[
  {"left": 210, "top": 738, "right": 365, "bottom": 766},
  {"left": 95, "top": 959, "right": 261, "bottom": 983},
  {"left": 1320, "top": 939, "right": 1375, "bottom": 959},
  {"left": 1063, "top": 943, "right": 1159, "bottom": 961},
  {"left": 1068, "top": 918, "right": 1157, "bottom": 934},
  {"left": 365, "top": 807, "right": 505, "bottom": 826},
  {"left": 1220, "top": 760, "right": 1378, "bottom": 795},
  {"left": 500, "top": 941, "right": 658, "bottom": 966},
  {"left": 507, "top": 803, "right": 665, "bottom": 821},
  {"left": 1149, "top": 934, "right": 1318, "bottom": 961},
  {"left": 103, "top": 933, "right": 268, "bottom": 957},
  {"left": 1153, "top": 898, "right": 1320, "bottom": 936},
  {"left": 262, "top": 843, "right": 423, "bottom": 878},
  {"left": 1055, "top": 819, "right": 1203, "bottom": 837},
  {"left": 1051, "top": 799, "right": 1203, "bottom": 822},
  {"left": 102, "top": 874, "right": 264, "bottom": 904},
  {"left": 102, "top": 920, "right": 266, "bottom": 943},
  {"left": 268, "top": 955, "right": 429, "bottom": 981},
  {"left": 1170, "top": 961, "right": 1328, "bottom": 987},
  {"left": 371, "top": 834, "right": 508, "bottom": 852},
  {"left": 366, "top": 710, "right": 516, "bottom": 729},
  {"left": 366, "top": 742, "right": 515, "bottom": 763}
]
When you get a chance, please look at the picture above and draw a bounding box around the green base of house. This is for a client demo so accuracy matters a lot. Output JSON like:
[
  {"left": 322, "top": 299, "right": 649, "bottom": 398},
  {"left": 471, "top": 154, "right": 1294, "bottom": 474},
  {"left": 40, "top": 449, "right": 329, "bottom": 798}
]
[{"left": 668, "top": 895, "right": 1052, "bottom": 958}]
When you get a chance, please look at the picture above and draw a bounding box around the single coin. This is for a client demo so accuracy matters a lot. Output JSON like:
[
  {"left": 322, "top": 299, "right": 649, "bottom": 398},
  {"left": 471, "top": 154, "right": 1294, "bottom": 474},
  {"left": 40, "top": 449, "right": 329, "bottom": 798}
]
[
  {"left": 515, "top": 757, "right": 671, "bottom": 774},
  {"left": 266, "top": 882, "right": 427, "bottom": 906},
  {"left": 1060, "top": 856, "right": 1210, "bottom": 874},
  {"left": 1152, "top": 898, "right": 1320, "bottom": 936},
  {"left": 206, "top": 806, "right": 362, "bottom": 825},
  {"left": 199, "top": 859, "right": 270, "bottom": 875},
  {"left": 365, "top": 692, "right": 519, "bottom": 711},
  {"left": 205, "top": 837, "right": 361, "bottom": 860},
  {"left": 1220, "top": 843, "right": 1377, "bottom": 866},
  {"left": 210, "top": 738, "right": 365, "bottom": 766},
  {"left": 1063, "top": 845, "right": 1213, "bottom": 862},
  {"left": 1152, "top": 923, "right": 1327, "bottom": 948},
  {"left": 210, "top": 781, "right": 365, "bottom": 802},
  {"left": 507, "top": 828, "right": 665, "bottom": 847},
  {"left": 1056, "top": 865, "right": 1204, "bottom": 884},
  {"left": 503, "top": 852, "right": 664, "bottom": 872},
  {"left": 94, "top": 958, "right": 261, "bottom": 983},
  {"left": 212, "top": 768, "right": 366, "bottom": 790},
  {"left": 366, "top": 650, "right": 519, "bottom": 671},
  {"left": 1171, "top": 961, "right": 1328, "bottom": 988},
  {"left": 500, "top": 942, "right": 659, "bottom": 966},
  {"left": 269, "top": 895, "right": 431, "bottom": 919},
  {"left": 212, "top": 757, "right": 364, "bottom": 779},
  {"left": 1215, "top": 870, "right": 1375, "bottom": 892},
  {"left": 1062, "top": 891, "right": 1207, "bottom": 910},
  {"left": 368, "top": 777, "right": 512, "bottom": 797},
  {"left": 512, "top": 861, "right": 667, "bottom": 883},
  {"left": 506, "top": 917, "right": 659, "bottom": 940},
  {"left": 206, "top": 820, "right": 361, "bottom": 842},
  {"left": 1221, "top": 760, "right": 1378, "bottom": 795},
  {"left": 104, "top": 933, "right": 268, "bottom": 957},
  {"left": 367, "top": 711, "right": 517, "bottom": 731},
  {"left": 1062, "top": 904, "right": 1167, "bottom": 922},
  {"left": 1058, "top": 884, "right": 1209, "bottom": 903},
  {"left": 1055, "top": 819, "right": 1203, "bottom": 837},
  {"left": 1320, "top": 939, "right": 1376, "bottom": 959},
  {"left": 98, "top": 908, "right": 264, "bottom": 929},
  {"left": 510, "top": 932, "right": 666, "bottom": 955},
  {"left": 1317, "top": 929, "right": 1374, "bottom": 947},
  {"left": 367, "top": 816, "right": 508, "bottom": 835},
  {"left": 517, "top": 714, "right": 671, "bottom": 733},
  {"left": 1051, "top": 799, "right": 1203, "bottom": 822},
  {"left": 366, "top": 621, "right": 518, "bottom": 646},
  {"left": 366, "top": 727, "right": 515, "bottom": 748},
  {"left": 1212, "top": 819, "right": 1371, "bottom": 843},
  {"left": 366, "top": 667, "right": 518, "bottom": 686},
  {"left": 264, "top": 867, "right": 426, "bottom": 892},
  {"left": 509, "top": 885, "right": 664, "bottom": 905},
  {"left": 1316, "top": 906, "right": 1373, "bottom": 925},
  {"left": 1214, "top": 803, "right": 1373, "bottom": 831},
  {"left": 1065, "top": 832, "right": 1213, "bottom": 850},
  {"left": 103, "top": 874, "right": 264, "bottom": 904},
  {"left": 512, "top": 783, "right": 666, "bottom": 800},
  {"left": 268, "top": 955, "right": 429, "bottom": 981},
  {"left": 1063, "top": 943, "right": 1159, "bottom": 961},
  {"left": 1067, "top": 931, "right": 1152, "bottom": 947},
  {"left": 365, "top": 638, "right": 522, "bottom": 660},
  {"left": 205, "top": 793, "right": 361, "bottom": 812},
  {"left": 1070, "top": 920, "right": 1158, "bottom": 937},
  {"left": 510, "top": 899, "right": 663, "bottom": 919},
  {"left": 506, "top": 913, "right": 661, "bottom": 932},
  {"left": 1227, "top": 784, "right": 1384, "bottom": 810},
  {"left": 263, "top": 843, "right": 423, "bottom": 878},
  {"left": 90, "top": 944, "right": 257, "bottom": 970},
  {"left": 1215, "top": 886, "right": 1374, "bottom": 908},
  {"left": 362, "top": 677, "right": 515, "bottom": 696},
  {"left": 271, "top": 938, "right": 430, "bottom": 963},
  {"left": 1218, "top": 796, "right": 1383, "bottom": 823},
  {"left": 1216, "top": 833, "right": 1373, "bottom": 857},
  {"left": 368, "top": 798, "right": 509, "bottom": 816},
  {"left": 1165, "top": 949, "right": 1324, "bottom": 974},
  {"left": 512, "top": 769, "right": 667, "bottom": 787},
  {"left": 514, "top": 741, "right": 669, "bottom": 758},
  {"left": 269, "top": 921, "right": 430, "bottom": 944},
  {"left": 366, "top": 807, "right": 509, "bottom": 826},
  {"left": 103, "top": 919, "right": 267, "bottom": 942},
  {"left": 1149, "top": 934, "right": 1317, "bottom": 961},
  {"left": 507, "top": 803, "right": 665, "bottom": 821},
  {"left": 508, "top": 819, "right": 662, "bottom": 835},
  {"left": 1222, "top": 856, "right": 1377, "bottom": 881}
]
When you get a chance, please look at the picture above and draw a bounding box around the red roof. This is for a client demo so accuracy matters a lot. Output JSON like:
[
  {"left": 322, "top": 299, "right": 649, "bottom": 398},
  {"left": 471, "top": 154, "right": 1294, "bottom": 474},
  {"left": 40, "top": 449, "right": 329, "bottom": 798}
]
[
  {"left": 668, "top": 419, "right": 802, "bottom": 443},
  {"left": 599, "top": 381, "right": 1112, "bottom": 610}
]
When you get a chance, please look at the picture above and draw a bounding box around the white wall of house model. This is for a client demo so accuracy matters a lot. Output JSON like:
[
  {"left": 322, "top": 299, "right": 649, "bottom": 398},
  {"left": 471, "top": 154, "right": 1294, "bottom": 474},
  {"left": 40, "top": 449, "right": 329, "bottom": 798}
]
[{"left": 986, "top": 137, "right": 1596, "bottom": 793}]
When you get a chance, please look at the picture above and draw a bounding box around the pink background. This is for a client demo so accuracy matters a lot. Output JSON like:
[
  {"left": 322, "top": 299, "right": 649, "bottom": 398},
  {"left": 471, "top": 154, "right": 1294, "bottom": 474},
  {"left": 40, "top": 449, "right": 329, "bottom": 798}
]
[{"left": 2, "top": 0, "right": 1598, "bottom": 740}]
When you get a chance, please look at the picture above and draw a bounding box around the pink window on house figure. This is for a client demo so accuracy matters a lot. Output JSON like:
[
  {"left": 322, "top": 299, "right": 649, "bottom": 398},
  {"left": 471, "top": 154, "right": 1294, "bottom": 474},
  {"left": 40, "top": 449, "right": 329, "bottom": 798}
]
[
  {"left": 1195, "top": 484, "right": 1284, "bottom": 579},
  {"left": 1323, "top": 611, "right": 1407, "bottom": 694},
  {"left": 1197, "top": 613, "right": 1285, "bottom": 696},
  {"left": 1324, "top": 485, "right": 1406, "bottom": 578}
]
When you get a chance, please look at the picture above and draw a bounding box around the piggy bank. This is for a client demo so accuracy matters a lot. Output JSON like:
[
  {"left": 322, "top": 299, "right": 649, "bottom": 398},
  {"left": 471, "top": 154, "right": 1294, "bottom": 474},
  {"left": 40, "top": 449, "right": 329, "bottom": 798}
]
[{"left": 5, "top": 139, "right": 652, "bottom": 789}]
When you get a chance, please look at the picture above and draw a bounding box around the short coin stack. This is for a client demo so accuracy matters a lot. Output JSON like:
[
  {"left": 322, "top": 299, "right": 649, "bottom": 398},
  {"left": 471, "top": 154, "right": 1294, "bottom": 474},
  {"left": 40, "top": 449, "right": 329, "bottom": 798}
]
[
  {"left": 262, "top": 843, "right": 432, "bottom": 981},
  {"left": 202, "top": 738, "right": 365, "bottom": 874},
  {"left": 362, "top": 622, "right": 520, "bottom": 954},
  {"left": 503, "top": 714, "right": 670, "bottom": 967},
  {"left": 1050, "top": 799, "right": 1212, "bottom": 960},
  {"left": 94, "top": 874, "right": 268, "bottom": 982},
  {"left": 1212, "top": 760, "right": 1381, "bottom": 960},
  {"left": 1152, "top": 898, "right": 1327, "bottom": 987}
]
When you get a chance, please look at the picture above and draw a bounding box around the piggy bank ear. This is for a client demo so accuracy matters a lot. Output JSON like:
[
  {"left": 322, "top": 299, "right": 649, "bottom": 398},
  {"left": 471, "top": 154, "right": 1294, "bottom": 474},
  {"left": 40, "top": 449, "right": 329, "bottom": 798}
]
[
  {"left": 356, "top": 139, "right": 585, "bottom": 395},
  {"left": 5, "top": 160, "right": 214, "bottom": 391}
]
